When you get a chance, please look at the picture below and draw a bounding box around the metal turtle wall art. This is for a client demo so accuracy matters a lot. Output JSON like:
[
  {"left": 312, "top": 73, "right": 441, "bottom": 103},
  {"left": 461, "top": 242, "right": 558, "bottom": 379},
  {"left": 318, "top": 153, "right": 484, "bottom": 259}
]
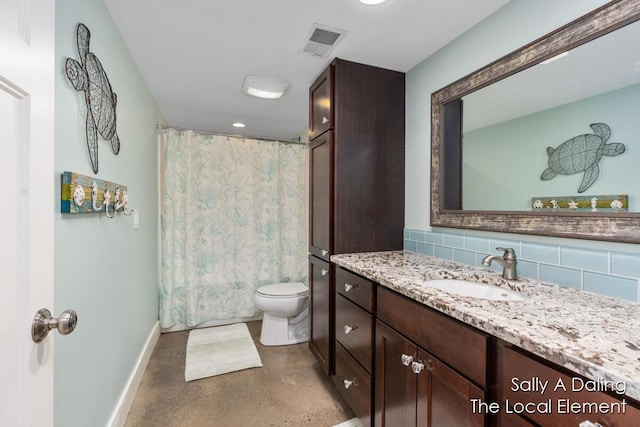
[
  {"left": 65, "top": 23, "right": 120, "bottom": 174},
  {"left": 540, "top": 123, "right": 625, "bottom": 193}
]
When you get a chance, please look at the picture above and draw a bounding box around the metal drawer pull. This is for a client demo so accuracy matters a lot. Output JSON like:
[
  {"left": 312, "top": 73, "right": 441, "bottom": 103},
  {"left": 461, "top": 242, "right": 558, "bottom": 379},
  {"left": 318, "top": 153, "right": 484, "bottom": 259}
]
[
  {"left": 344, "top": 283, "right": 359, "bottom": 292},
  {"left": 321, "top": 249, "right": 328, "bottom": 256},
  {"left": 401, "top": 353, "right": 413, "bottom": 366},
  {"left": 343, "top": 378, "right": 358, "bottom": 389},
  {"left": 344, "top": 325, "right": 358, "bottom": 334},
  {"left": 411, "top": 361, "right": 425, "bottom": 374},
  {"left": 322, "top": 116, "right": 329, "bottom": 124},
  {"left": 320, "top": 269, "right": 328, "bottom": 276},
  {"left": 579, "top": 422, "right": 603, "bottom": 427}
]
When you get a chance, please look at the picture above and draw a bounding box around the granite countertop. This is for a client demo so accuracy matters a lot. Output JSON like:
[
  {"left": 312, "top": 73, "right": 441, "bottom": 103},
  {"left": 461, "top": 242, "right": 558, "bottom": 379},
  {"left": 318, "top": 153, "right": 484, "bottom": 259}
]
[{"left": 331, "top": 250, "right": 640, "bottom": 401}]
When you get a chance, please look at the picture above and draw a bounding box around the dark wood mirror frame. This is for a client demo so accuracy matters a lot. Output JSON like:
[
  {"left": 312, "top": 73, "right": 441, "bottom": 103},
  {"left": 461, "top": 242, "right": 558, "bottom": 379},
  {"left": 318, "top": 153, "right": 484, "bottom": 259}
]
[{"left": 430, "top": 0, "right": 640, "bottom": 244}]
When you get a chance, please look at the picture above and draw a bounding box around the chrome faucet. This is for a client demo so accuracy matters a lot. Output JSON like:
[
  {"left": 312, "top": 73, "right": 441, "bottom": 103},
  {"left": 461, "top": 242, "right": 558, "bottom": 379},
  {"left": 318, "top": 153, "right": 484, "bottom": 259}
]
[{"left": 482, "top": 247, "right": 518, "bottom": 280}]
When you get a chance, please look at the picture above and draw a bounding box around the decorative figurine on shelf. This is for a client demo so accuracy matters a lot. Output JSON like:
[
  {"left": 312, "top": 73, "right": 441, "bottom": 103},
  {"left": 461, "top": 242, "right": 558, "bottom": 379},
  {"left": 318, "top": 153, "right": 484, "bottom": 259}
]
[
  {"left": 610, "top": 199, "right": 624, "bottom": 209},
  {"left": 540, "top": 123, "right": 625, "bottom": 193},
  {"left": 65, "top": 23, "right": 120, "bottom": 174}
]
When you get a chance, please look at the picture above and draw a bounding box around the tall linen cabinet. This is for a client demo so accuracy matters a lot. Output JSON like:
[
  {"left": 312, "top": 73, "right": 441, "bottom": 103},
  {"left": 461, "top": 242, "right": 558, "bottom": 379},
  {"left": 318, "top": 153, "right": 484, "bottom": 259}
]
[{"left": 307, "top": 58, "right": 405, "bottom": 381}]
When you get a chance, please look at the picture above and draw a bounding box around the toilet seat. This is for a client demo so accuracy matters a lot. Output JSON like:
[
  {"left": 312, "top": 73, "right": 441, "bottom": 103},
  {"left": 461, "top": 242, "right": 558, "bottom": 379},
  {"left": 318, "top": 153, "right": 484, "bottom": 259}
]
[{"left": 256, "top": 282, "right": 308, "bottom": 298}]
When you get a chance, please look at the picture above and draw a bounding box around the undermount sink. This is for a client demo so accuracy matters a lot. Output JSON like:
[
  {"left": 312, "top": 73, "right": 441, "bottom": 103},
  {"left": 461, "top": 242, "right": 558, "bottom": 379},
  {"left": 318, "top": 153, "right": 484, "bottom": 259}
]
[{"left": 420, "top": 279, "right": 525, "bottom": 301}]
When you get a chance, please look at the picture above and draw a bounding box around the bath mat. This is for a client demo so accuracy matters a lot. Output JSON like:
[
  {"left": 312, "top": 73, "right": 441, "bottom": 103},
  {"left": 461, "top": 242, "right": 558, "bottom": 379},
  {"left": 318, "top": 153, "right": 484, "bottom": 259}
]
[
  {"left": 332, "top": 418, "right": 363, "bottom": 427},
  {"left": 185, "top": 323, "right": 262, "bottom": 381}
]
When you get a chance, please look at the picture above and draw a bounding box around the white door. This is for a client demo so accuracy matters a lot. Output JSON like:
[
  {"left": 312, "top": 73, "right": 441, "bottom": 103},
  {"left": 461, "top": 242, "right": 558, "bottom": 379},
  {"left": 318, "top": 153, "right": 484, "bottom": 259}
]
[{"left": 0, "top": 1, "right": 56, "bottom": 426}]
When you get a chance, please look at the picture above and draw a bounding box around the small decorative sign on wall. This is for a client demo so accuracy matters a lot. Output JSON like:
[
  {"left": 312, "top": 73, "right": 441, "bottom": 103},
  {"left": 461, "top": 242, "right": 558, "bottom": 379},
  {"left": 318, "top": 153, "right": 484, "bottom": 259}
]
[
  {"left": 61, "top": 171, "right": 129, "bottom": 216},
  {"left": 531, "top": 194, "right": 628, "bottom": 212}
]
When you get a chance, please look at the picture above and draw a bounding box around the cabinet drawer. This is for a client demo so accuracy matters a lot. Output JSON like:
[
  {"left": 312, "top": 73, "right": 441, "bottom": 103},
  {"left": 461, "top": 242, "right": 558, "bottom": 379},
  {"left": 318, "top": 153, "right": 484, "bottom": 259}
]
[
  {"left": 334, "top": 343, "right": 371, "bottom": 426},
  {"left": 377, "top": 286, "right": 487, "bottom": 387},
  {"left": 336, "top": 294, "right": 374, "bottom": 373},
  {"left": 335, "top": 267, "right": 374, "bottom": 312},
  {"left": 498, "top": 345, "right": 640, "bottom": 427}
]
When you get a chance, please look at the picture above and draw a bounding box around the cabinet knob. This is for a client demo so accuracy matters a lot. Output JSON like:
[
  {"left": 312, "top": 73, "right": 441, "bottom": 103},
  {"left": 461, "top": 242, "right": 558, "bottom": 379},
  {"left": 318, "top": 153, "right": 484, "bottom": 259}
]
[
  {"left": 401, "top": 353, "right": 413, "bottom": 366},
  {"left": 344, "top": 283, "right": 359, "bottom": 293},
  {"left": 579, "top": 422, "right": 604, "bottom": 427},
  {"left": 320, "top": 269, "right": 328, "bottom": 276},
  {"left": 321, "top": 249, "right": 328, "bottom": 256},
  {"left": 344, "top": 325, "right": 358, "bottom": 335},
  {"left": 411, "top": 361, "right": 425, "bottom": 374},
  {"left": 322, "top": 116, "right": 329, "bottom": 124},
  {"left": 343, "top": 378, "right": 358, "bottom": 389}
]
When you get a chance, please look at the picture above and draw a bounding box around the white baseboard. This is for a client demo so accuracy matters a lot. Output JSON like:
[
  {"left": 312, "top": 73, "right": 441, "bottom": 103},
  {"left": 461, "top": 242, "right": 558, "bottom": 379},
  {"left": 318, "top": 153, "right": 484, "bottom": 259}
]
[{"left": 107, "top": 321, "right": 160, "bottom": 427}]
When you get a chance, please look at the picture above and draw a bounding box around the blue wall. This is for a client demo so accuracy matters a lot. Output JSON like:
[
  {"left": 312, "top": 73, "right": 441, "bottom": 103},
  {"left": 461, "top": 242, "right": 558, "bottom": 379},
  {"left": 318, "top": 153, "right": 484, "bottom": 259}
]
[
  {"left": 405, "top": 0, "right": 640, "bottom": 302},
  {"left": 54, "top": 0, "right": 163, "bottom": 425},
  {"left": 463, "top": 84, "right": 640, "bottom": 210}
]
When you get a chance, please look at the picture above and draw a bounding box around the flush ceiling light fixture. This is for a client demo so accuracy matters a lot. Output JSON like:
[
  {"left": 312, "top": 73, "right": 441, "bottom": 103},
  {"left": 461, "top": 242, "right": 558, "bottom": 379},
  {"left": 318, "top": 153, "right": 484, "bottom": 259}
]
[
  {"left": 242, "top": 75, "right": 290, "bottom": 99},
  {"left": 358, "top": 0, "right": 387, "bottom": 5},
  {"left": 232, "top": 122, "right": 246, "bottom": 128},
  {"left": 541, "top": 51, "right": 569, "bottom": 65}
]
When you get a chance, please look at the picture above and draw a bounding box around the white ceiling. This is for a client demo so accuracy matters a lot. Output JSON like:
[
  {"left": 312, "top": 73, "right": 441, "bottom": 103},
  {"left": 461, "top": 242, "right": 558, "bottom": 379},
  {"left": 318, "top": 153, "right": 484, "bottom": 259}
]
[
  {"left": 102, "top": 0, "right": 510, "bottom": 141},
  {"left": 463, "top": 19, "right": 640, "bottom": 132}
]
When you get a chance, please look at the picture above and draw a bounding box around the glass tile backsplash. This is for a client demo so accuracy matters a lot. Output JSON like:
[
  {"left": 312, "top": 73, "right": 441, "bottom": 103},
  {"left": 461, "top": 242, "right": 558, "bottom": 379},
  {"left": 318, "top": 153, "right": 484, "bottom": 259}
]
[{"left": 404, "top": 228, "right": 640, "bottom": 303}]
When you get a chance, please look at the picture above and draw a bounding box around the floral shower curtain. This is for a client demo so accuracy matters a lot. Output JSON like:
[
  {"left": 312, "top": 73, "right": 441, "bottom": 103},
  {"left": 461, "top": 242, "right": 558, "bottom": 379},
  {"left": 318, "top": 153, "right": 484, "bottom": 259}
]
[{"left": 158, "top": 127, "right": 307, "bottom": 329}]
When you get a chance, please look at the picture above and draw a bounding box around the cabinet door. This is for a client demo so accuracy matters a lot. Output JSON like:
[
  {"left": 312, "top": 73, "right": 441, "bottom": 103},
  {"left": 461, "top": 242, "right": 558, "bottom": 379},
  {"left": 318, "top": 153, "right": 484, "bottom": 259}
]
[
  {"left": 309, "top": 65, "right": 332, "bottom": 140},
  {"left": 375, "top": 320, "right": 417, "bottom": 427},
  {"left": 309, "top": 133, "right": 332, "bottom": 261},
  {"left": 416, "top": 348, "right": 486, "bottom": 427},
  {"left": 309, "top": 255, "right": 333, "bottom": 375},
  {"left": 498, "top": 344, "right": 640, "bottom": 427}
]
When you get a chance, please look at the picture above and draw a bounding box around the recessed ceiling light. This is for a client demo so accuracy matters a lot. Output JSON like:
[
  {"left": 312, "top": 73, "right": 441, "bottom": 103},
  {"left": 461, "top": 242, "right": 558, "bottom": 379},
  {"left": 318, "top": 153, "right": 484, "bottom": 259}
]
[
  {"left": 359, "top": 0, "right": 387, "bottom": 5},
  {"left": 232, "top": 122, "right": 246, "bottom": 128},
  {"left": 242, "top": 75, "right": 290, "bottom": 100}
]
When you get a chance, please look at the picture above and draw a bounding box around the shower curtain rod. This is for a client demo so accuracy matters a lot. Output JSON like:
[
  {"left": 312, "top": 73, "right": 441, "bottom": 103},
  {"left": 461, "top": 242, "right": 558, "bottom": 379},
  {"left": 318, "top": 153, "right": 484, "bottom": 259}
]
[{"left": 156, "top": 124, "right": 307, "bottom": 145}]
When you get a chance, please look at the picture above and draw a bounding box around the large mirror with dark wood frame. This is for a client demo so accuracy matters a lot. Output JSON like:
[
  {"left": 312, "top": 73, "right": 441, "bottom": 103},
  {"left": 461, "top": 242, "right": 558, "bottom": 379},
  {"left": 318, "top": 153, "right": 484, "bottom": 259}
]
[{"left": 431, "top": 0, "right": 640, "bottom": 243}]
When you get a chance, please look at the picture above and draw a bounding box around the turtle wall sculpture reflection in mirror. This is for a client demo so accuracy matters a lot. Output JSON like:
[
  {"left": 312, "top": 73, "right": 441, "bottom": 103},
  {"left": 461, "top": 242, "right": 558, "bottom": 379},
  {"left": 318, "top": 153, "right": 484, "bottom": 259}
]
[
  {"left": 540, "top": 123, "right": 625, "bottom": 194},
  {"left": 65, "top": 23, "right": 120, "bottom": 174},
  {"left": 430, "top": 0, "right": 640, "bottom": 243}
]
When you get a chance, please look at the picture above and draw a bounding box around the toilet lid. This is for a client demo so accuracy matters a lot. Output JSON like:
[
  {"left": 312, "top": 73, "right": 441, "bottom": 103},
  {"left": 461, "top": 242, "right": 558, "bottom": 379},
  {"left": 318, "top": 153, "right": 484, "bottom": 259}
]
[{"left": 256, "top": 282, "right": 308, "bottom": 297}]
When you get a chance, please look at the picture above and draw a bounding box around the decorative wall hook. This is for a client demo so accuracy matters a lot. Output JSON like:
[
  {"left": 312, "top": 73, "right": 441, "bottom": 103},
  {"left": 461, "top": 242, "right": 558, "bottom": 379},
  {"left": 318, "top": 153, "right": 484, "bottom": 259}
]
[
  {"left": 104, "top": 188, "right": 114, "bottom": 218},
  {"left": 121, "top": 190, "right": 132, "bottom": 215},
  {"left": 108, "top": 187, "right": 122, "bottom": 218},
  {"left": 73, "top": 184, "right": 85, "bottom": 207},
  {"left": 92, "top": 181, "right": 104, "bottom": 211}
]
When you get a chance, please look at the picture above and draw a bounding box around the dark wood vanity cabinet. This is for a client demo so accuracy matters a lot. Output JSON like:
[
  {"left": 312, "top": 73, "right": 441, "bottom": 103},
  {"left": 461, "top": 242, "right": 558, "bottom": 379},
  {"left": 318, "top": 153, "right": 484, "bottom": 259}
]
[
  {"left": 307, "top": 58, "right": 404, "bottom": 377},
  {"left": 375, "top": 287, "right": 488, "bottom": 427},
  {"left": 496, "top": 343, "right": 640, "bottom": 427},
  {"left": 309, "top": 132, "right": 332, "bottom": 262},
  {"left": 333, "top": 267, "right": 376, "bottom": 425},
  {"left": 329, "top": 266, "right": 640, "bottom": 427},
  {"left": 309, "top": 255, "right": 332, "bottom": 375}
]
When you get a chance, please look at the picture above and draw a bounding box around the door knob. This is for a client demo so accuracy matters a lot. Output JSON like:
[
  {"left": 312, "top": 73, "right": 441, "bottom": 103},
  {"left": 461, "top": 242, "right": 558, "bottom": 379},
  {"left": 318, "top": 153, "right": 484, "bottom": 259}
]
[{"left": 32, "top": 308, "right": 78, "bottom": 343}]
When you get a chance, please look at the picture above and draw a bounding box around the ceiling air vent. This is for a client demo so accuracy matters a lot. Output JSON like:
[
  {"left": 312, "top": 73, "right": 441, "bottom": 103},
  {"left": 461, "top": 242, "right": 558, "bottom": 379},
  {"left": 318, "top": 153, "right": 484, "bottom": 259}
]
[{"left": 299, "top": 24, "right": 346, "bottom": 57}]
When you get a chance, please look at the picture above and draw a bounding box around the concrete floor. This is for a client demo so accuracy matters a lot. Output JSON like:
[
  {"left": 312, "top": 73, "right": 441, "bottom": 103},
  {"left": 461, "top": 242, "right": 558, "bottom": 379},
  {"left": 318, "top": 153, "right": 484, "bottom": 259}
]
[{"left": 125, "top": 320, "right": 355, "bottom": 427}]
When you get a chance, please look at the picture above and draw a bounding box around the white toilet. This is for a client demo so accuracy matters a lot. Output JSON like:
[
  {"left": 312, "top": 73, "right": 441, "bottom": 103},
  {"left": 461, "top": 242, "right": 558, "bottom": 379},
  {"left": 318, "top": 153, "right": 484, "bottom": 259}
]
[{"left": 254, "top": 282, "right": 309, "bottom": 346}]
